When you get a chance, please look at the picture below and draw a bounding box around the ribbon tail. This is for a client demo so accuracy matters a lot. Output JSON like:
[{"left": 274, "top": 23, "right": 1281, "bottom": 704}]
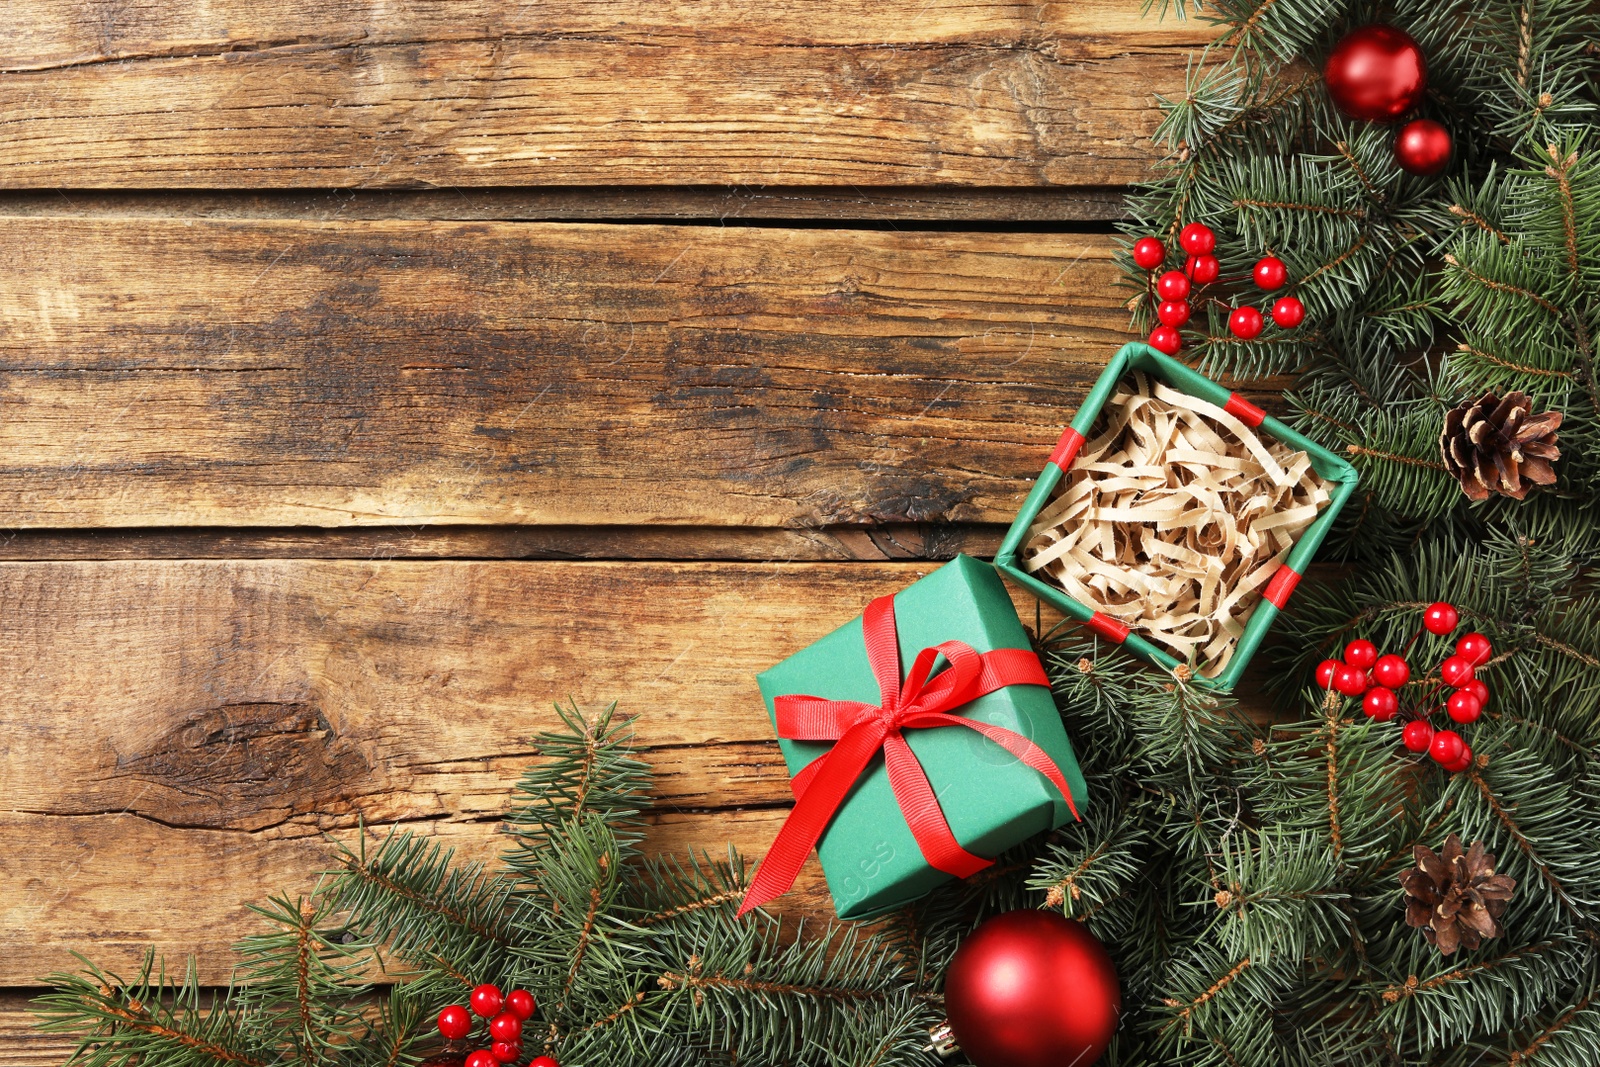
[
  {"left": 882, "top": 732, "right": 991, "bottom": 879},
  {"left": 738, "top": 720, "right": 889, "bottom": 917}
]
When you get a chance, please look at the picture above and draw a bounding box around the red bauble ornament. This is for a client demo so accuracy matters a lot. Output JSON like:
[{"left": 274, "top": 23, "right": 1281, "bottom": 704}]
[
  {"left": 1429, "top": 729, "right": 1465, "bottom": 766},
  {"left": 464, "top": 1052, "right": 498, "bottom": 1067},
  {"left": 1157, "top": 300, "right": 1191, "bottom": 327},
  {"left": 1456, "top": 632, "right": 1492, "bottom": 667},
  {"left": 488, "top": 1014, "right": 522, "bottom": 1044},
  {"left": 945, "top": 911, "right": 1120, "bottom": 1067},
  {"left": 437, "top": 1004, "right": 473, "bottom": 1041},
  {"left": 1423, "top": 602, "right": 1458, "bottom": 635},
  {"left": 505, "top": 989, "right": 536, "bottom": 1020},
  {"left": 1229, "top": 306, "right": 1264, "bottom": 340},
  {"left": 1344, "top": 639, "right": 1378, "bottom": 669},
  {"left": 1179, "top": 223, "right": 1217, "bottom": 255},
  {"left": 1156, "top": 270, "right": 1191, "bottom": 301},
  {"left": 1253, "top": 256, "right": 1288, "bottom": 290},
  {"left": 1363, "top": 686, "right": 1398, "bottom": 721},
  {"left": 1440, "top": 655, "right": 1475, "bottom": 687},
  {"left": 1373, "top": 653, "right": 1411, "bottom": 688},
  {"left": 1324, "top": 25, "right": 1427, "bottom": 122},
  {"left": 1315, "top": 658, "right": 1340, "bottom": 689},
  {"left": 1465, "top": 678, "right": 1490, "bottom": 709},
  {"left": 1148, "top": 326, "right": 1182, "bottom": 355},
  {"left": 490, "top": 1042, "right": 521, "bottom": 1064},
  {"left": 1395, "top": 119, "right": 1452, "bottom": 176},
  {"left": 1447, "top": 690, "right": 1482, "bottom": 724},
  {"left": 1271, "top": 296, "right": 1305, "bottom": 328},
  {"left": 1132, "top": 237, "right": 1166, "bottom": 270},
  {"left": 528, "top": 1058, "right": 560, "bottom": 1067},
  {"left": 1402, "top": 719, "right": 1435, "bottom": 753},
  {"left": 1185, "top": 254, "right": 1221, "bottom": 284},
  {"left": 1333, "top": 663, "right": 1369, "bottom": 697}
]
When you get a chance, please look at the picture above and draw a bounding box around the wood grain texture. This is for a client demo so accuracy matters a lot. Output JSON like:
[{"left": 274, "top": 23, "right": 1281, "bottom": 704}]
[
  {"left": 0, "top": 2, "right": 1208, "bottom": 189},
  {"left": 0, "top": 219, "right": 1170, "bottom": 529}
]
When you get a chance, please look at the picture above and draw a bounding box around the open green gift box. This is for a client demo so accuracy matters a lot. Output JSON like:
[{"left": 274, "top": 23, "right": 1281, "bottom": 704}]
[{"left": 995, "top": 342, "right": 1360, "bottom": 692}]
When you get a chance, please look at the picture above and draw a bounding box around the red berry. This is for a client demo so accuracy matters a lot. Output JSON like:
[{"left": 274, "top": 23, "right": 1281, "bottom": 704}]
[
  {"left": 1148, "top": 325, "right": 1182, "bottom": 355},
  {"left": 1179, "top": 222, "right": 1216, "bottom": 255},
  {"left": 1315, "top": 658, "right": 1340, "bottom": 689},
  {"left": 1132, "top": 237, "right": 1166, "bottom": 270},
  {"left": 1344, "top": 640, "right": 1378, "bottom": 669},
  {"left": 1271, "top": 296, "right": 1305, "bottom": 328},
  {"left": 1402, "top": 719, "right": 1435, "bottom": 753},
  {"left": 1423, "top": 602, "right": 1459, "bottom": 635},
  {"left": 437, "top": 1005, "right": 473, "bottom": 1041},
  {"left": 1333, "top": 663, "right": 1369, "bottom": 696},
  {"left": 528, "top": 1058, "right": 560, "bottom": 1067},
  {"left": 1253, "top": 256, "right": 1288, "bottom": 290},
  {"left": 1447, "top": 690, "right": 1482, "bottom": 724},
  {"left": 1363, "top": 686, "right": 1398, "bottom": 721},
  {"left": 505, "top": 989, "right": 536, "bottom": 1020},
  {"left": 1373, "top": 654, "right": 1411, "bottom": 688},
  {"left": 1185, "top": 254, "right": 1221, "bottom": 284},
  {"left": 1156, "top": 270, "right": 1192, "bottom": 301},
  {"left": 1440, "top": 655, "right": 1475, "bottom": 688},
  {"left": 470, "top": 985, "right": 503, "bottom": 1018},
  {"left": 1456, "top": 632, "right": 1492, "bottom": 667},
  {"left": 491, "top": 1042, "right": 522, "bottom": 1064},
  {"left": 1228, "top": 306, "right": 1264, "bottom": 340},
  {"left": 1157, "top": 300, "right": 1191, "bottom": 327},
  {"left": 1465, "top": 678, "right": 1490, "bottom": 709},
  {"left": 1444, "top": 744, "right": 1474, "bottom": 773},
  {"left": 488, "top": 1013, "right": 522, "bottom": 1043},
  {"left": 465, "top": 1053, "right": 499, "bottom": 1067},
  {"left": 1429, "top": 729, "right": 1465, "bottom": 765}
]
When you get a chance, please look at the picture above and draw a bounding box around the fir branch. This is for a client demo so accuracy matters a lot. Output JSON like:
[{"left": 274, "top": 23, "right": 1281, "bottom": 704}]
[
  {"left": 1450, "top": 203, "right": 1513, "bottom": 244},
  {"left": 1344, "top": 444, "right": 1448, "bottom": 471},
  {"left": 1230, "top": 197, "right": 1366, "bottom": 219},
  {"left": 1379, "top": 941, "right": 1558, "bottom": 1003},
  {"left": 1444, "top": 253, "right": 1565, "bottom": 318},
  {"left": 1466, "top": 771, "right": 1583, "bottom": 918},
  {"left": 1457, "top": 341, "right": 1576, "bottom": 378},
  {"left": 1507, "top": 993, "right": 1595, "bottom": 1065},
  {"left": 1160, "top": 957, "right": 1252, "bottom": 1033}
]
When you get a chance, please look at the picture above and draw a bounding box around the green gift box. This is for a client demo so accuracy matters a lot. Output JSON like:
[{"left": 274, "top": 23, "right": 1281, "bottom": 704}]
[
  {"left": 995, "top": 342, "right": 1360, "bottom": 692},
  {"left": 755, "top": 554, "right": 1088, "bottom": 920}
]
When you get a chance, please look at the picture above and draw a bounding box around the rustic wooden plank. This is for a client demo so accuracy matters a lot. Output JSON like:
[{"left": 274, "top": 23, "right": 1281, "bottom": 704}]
[
  {"left": 0, "top": 219, "right": 1148, "bottom": 529},
  {"left": 0, "top": 2, "right": 1209, "bottom": 189},
  {"left": 0, "top": 990, "right": 69, "bottom": 1065}
]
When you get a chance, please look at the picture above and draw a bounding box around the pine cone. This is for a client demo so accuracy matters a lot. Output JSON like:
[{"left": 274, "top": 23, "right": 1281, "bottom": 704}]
[
  {"left": 1440, "top": 390, "right": 1561, "bottom": 501},
  {"left": 1399, "top": 834, "right": 1517, "bottom": 955}
]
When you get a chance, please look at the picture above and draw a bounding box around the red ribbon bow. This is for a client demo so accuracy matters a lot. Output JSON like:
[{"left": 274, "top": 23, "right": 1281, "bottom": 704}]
[{"left": 739, "top": 594, "right": 1080, "bottom": 916}]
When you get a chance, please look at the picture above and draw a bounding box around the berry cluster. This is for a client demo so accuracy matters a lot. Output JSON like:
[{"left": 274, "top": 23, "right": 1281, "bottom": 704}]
[
  {"left": 1131, "top": 224, "right": 1306, "bottom": 356},
  {"left": 1314, "top": 601, "right": 1494, "bottom": 774},
  {"left": 436, "top": 985, "right": 555, "bottom": 1067}
]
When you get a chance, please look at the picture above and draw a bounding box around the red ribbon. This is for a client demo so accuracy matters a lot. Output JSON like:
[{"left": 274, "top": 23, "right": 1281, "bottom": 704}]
[{"left": 739, "top": 595, "right": 1080, "bottom": 916}]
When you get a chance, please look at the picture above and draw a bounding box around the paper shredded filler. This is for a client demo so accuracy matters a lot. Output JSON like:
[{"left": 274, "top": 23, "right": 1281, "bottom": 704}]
[{"left": 1023, "top": 372, "right": 1331, "bottom": 677}]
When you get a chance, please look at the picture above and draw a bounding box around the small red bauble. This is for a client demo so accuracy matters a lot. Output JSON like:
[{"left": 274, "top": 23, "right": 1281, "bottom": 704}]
[
  {"left": 1344, "top": 639, "right": 1378, "bottom": 669},
  {"left": 490, "top": 1041, "right": 521, "bottom": 1064},
  {"left": 1465, "top": 678, "right": 1490, "bottom": 709},
  {"left": 1363, "top": 686, "right": 1398, "bottom": 721},
  {"left": 470, "top": 985, "right": 503, "bottom": 1018},
  {"left": 1156, "top": 270, "right": 1191, "bottom": 301},
  {"left": 505, "top": 989, "right": 536, "bottom": 1020},
  {"left": 1447, "top": 690, "right": 1482, "bottom": 724},
  {"left": 1456, "top": 632, "right": 1492, "bottom": 667},
  {"left": 1444, "top": 744, "right": 1474, "bottom": 773},
  {"left": 488, "top": 1014, "right": 522, "bottom": 1043},
  {"left": 1333, "top": 663, "right": 1370, "bottom": 696},
  {"left": 528, "top": 1058, "right": 560, "bottom": 1067},
  {"left": 437, "top": 1004, "right": 473, "bottom": 1040},
  {"left": 1253, "top": 256, "right": 1288, "bottom": 290},
  {"left": 1179, "top": 223, "right": 1216, "bottom": 255},
  {"left": 1315, "top": 658, "right": 1340, "bottom": 689},
  {"left": 945, "top": 911, "right": 1121, "bottom": 1067},
  {"left": 464, "top": 1052, "right": 498, "bottom": 1067},
  {"left": 1402, "top": 719, "right": 1435, "bottom": 752},
  {"left": 1271, "top": 296, "right": 1305, "bottom": 328},
  {"left": 1324, "top": 25, "right": 1427, "bottom": 122},
  {"left": 1423, "top": 602, "right": 1459, "bottom": 635},
  {"left": 1440, "top": 655, "right": 1475, "bottom": 687},
  {"left": 1157, "top": 300, "right": 1191, "bottom": 327},
  {"left": 1373, "top": 654, "right": 1411, "bottom": 688},
  {"left": 1185, "top": 254, "right": 1221, "bottom": 284},
  {"left": 1132, "top": 237, "right": 1165, "bottom": 270},
  {"left": 1148, "top": 326, "right": 1182, "bottom": 355},
  {"left": 1395, "top": 118, "right": 1452, "bottom": 177},
  {"left": 1429, "top": 729, "right": 1465, "bottom": 766},
  {"left": 1229, "top": 306, "right": 1264, "bottom": 340}
]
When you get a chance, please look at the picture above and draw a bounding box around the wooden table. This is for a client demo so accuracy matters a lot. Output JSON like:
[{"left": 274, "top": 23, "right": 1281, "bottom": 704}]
[{"left": 0, "top": 4, "right": 1234, "bottom": 1058}]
